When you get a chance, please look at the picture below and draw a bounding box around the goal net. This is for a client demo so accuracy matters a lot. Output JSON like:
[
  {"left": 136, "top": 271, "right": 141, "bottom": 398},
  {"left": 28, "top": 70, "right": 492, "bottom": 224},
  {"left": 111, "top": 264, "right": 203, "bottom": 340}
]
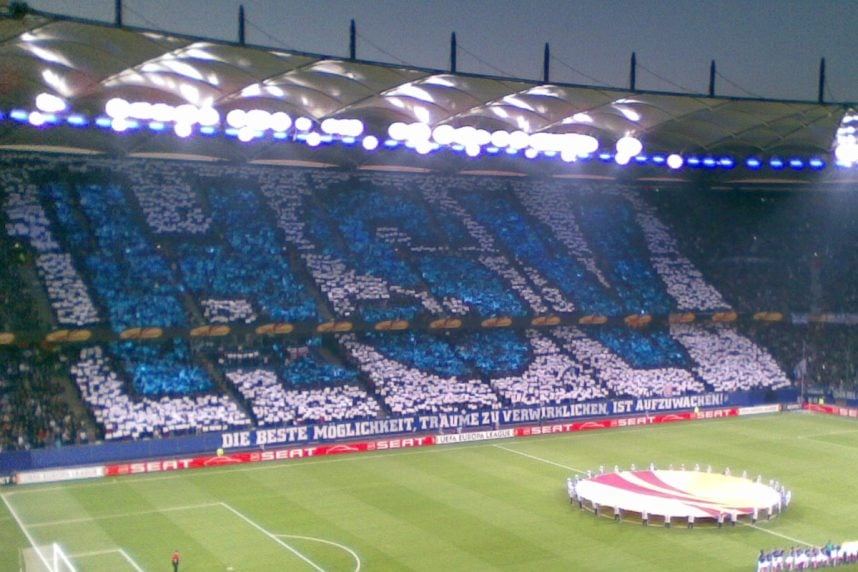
[{"left": 22, "top": 543, "right": 76, "bottom": 572}]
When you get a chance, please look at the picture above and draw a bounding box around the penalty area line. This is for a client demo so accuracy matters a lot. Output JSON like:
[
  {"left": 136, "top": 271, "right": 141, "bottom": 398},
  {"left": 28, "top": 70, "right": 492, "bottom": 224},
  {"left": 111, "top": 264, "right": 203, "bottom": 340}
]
[
  {"left": 220, "top": 502, "right": 326, "bottom": 571},
  {"left": 492, "top": 444, "right": 585, "bottom": 474}
]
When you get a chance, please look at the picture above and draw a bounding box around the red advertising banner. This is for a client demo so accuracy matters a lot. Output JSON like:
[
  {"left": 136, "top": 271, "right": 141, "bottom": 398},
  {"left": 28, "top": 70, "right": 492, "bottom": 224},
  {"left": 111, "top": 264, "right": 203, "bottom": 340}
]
[
  {"left": 804, "top": 403, "right": 858, "bottom": 418},
  {"left": 104, "top": 435, "right": 436, "bottom": 477},
  {"left": 515, "top": 408, "right": 738, "bottom": 437}
]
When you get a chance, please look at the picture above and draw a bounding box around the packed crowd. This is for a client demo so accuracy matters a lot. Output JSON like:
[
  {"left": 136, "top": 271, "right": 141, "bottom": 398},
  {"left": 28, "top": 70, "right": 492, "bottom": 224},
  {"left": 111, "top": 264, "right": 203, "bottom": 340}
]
[{"left": 6, "top": 152, "right": 855, "bottom": 446}]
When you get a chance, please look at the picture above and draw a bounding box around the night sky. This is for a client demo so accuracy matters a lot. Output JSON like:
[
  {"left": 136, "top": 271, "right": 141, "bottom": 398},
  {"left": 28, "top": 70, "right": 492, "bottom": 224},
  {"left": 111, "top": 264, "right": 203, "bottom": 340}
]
[{"left": 24, "top": 0, "right": 858, "bottom": 103}]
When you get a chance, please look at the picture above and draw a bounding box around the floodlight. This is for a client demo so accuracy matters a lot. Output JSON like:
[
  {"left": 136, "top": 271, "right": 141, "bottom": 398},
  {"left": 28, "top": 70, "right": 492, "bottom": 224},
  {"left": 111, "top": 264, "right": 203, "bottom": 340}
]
[
  {"left": 129, "top": 101, "right": 153, "bottom": 120},
  {"left": 28, "top": 111, "right": 45, "bottom": 126},
  {"left": 524, "top": 147, "right": 538, "bottom": 159},
  {"left": 174, "top": 104, "right": 199, "bottom": 125},
  {"left": 226, "top": 109, "right": 246, "bottom": 129},
  {"left": 769, "top": 157, "right": 785, "bottom": 169},
  {"left": 407, "top": 122, "right": 431, "bottom": 143},
  {"left": 321, "top": 118, "right": 339, "bottom": 134},
  {"left": 666, "top": 154, "right": 683, "bottom": 169},
  {"left": 35, "top": 93, "right": 66, "bottom": 113},
  {"left": 789, "top": 158, "right": 804, "bottom": 170},
  {"left": 614, "top": 153, "right": 631, "bottom": 165},
  {"left": 362, "top": 135, "right": 379, "bottom": 151},
  {"left": 294, "top": 116, "right": 313, "bottom": 132},
  {"left": 105, "top": 98, "right": 130, "bottom": 119},
  {"left": 388, "top": 121, "right": 409, "bottom": 141},
  {"left": 490, "top": 130, "right": 511, "bottom": 148},
  {"left": 305, "top": 131, "right": 322, "bottom": 147},
  {"left": 237, "top": 127, "right": 255, "bottom": 142},
  {"left": 246, "top": 109, "right": 271, "bottom": 132},
  {"left": 615, "top": 135, "right": 642, "bottom": 157},
  {"left": 834, "top": 143, "right": 858, "bottom": 165},
  {"left": 432, "top": 124, "right": 455, "bottom": 145},
  {"left": 270, "top": 112, "right": 292, "bottom": 132},
  {"left": 151, "top": 103, "right": 175, "bottom": 123},
  {"left": 174, "top": 122, "right": 192, "bottom": 138},
  {"left": 111, "top": 117, "right": 128, "bottom": 132},
  {"left": 197, "top": 106, "right": 219, "bottom": 127},
  {"left": 745, "top": 157, "right": 762, "bottom": 169},
  {"left": 560, "top": 148, "right": 577, "bottom": 162}
]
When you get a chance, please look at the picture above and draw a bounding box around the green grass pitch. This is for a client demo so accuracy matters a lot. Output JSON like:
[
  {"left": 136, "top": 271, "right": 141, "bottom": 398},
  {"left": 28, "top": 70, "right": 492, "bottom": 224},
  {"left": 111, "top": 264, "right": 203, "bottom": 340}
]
[{"left": 3, "top": 412, "right": 858, "bottom": 571}]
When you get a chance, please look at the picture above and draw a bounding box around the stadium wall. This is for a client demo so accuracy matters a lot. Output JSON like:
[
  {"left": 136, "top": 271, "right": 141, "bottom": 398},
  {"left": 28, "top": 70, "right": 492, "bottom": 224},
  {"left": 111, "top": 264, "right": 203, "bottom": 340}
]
[{"left": 0, "top": 389, "right": 797, "bottom": 477}]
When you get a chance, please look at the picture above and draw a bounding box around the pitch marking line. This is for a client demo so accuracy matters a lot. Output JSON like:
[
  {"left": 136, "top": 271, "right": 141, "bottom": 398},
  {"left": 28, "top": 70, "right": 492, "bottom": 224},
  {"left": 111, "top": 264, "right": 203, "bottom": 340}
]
[
  {"left": 276, "top": 534, "right": 362, "bottom": 572},
  {"left": 27, "top": 501, "right": 222, "bottom": 528},
  {"left": 740, "top": 523, "right": 813, "bottom": 547},
  {"left": 1, "top": 492, "right": 54, "bottom": 571},
  {"left": 118, "top": 548, "right": 145, "bottom": 572},
  {"left": 71, "top": 548, "right": 144, "bottom": 571},
  {"left": 220, "top": 502, "right": 326, "bottom": 571},
  {"left": 492, "top": 444, "right": 585, "bottom": 474},
  {"left": 493, "top": 444, "right": 819, "bottom": 547}
]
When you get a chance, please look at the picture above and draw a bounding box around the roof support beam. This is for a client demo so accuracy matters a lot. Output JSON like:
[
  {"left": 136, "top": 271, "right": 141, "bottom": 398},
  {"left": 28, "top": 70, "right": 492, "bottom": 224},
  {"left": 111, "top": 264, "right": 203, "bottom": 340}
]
[
  {"left": 543, "top": 43, "right": 550, "bottom": 83},
  {"left": 709, "top": 60, "right": 716, "bottom": 98},
  {"left": 450, "top": 32, "right": 457, "bottom": 73},
  {"left": 238, "top": 5, "right": 245, "bottom": 46},
  {"left": 629, "top": 52, "right": 636, "bottom": 91},
  {"left": 350, "top": 19, "right": 356, "bottom": 60},
  {"left": 818, "top": 57, "right": 826, "bottom": 104}
]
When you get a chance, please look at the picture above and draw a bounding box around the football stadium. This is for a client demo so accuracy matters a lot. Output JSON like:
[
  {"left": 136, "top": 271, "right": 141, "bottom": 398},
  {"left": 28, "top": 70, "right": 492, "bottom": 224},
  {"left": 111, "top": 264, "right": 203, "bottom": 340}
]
[{"left": 2, "top": 1, "right": 858, "bottom": 570}]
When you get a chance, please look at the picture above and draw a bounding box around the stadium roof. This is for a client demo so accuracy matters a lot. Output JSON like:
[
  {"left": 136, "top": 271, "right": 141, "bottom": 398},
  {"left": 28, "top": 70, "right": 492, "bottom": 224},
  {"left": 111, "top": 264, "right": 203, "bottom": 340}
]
[{"left": 0, "top": 9, "right": 855, "bottom": 186}]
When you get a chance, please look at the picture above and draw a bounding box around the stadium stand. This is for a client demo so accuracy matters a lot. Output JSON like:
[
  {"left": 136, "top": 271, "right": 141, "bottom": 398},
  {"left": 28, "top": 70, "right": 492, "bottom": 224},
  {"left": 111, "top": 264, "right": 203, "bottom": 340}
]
[{"left": 0, "top": 152, "right": 814, "bottom": 446}]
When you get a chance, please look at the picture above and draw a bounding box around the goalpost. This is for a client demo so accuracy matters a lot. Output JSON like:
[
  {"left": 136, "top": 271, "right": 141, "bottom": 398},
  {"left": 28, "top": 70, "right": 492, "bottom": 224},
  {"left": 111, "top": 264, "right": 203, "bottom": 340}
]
[{"left": 21, "top": 543, "right": 77, "bottom": 572}]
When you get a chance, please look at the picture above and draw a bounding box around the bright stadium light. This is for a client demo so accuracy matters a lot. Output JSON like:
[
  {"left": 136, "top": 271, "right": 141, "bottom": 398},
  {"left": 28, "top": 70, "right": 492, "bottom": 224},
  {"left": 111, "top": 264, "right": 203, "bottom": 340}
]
[
  {"left": 560, "top": 148, "right": 577, "bottom": 162},
  {"left": 151, "top": 103, "right": 176, "bottom": 123},
  {"left": 35, "top": 92, "right": 66, "bottom": 113},
  {"left": 237, "top": 126, "right": 255, "bottom": 142},
  {"left": 509, "top": 130, "right": 530, "bottom": 150},
  {"left": 246, "top": 109, "right": 271, "bottom": 132},
  {"left": 490, "top": 129, "right": 511, "bottom": 148},
  {"left": 616, "top": 135, "right": 642, "bottom": 157},
  {"left": 111, "top": 117, "right": 129, "bottom": 132},
  {"left": 432, "top": 124, "right": 455, "bottom": 145},
  {"left": 28, "top": 111, "right": 45, "bottom": 126},
  {"left": 270, "top": 112, "right": 292, "bottom": 132},
  {"left": 294, "top": 116, "right": 313, "bottom": 132},
  {"left": 305, "top": 131, "right": 322, "bottom": 147},
  {"left": 321, "top": 117, "right": 339, "bottom": 134},
  {"left": 614, "top": 153, "right": 631, "bottom": 165},
  {"left": 524, "top": 147, "right": 538, "bottom": 159},
  {"left": 388, "top": 121, "right": 409, "bottom": 141},
  {"left": 835, "top": 141, "right": 858, "bottom": 166},
  {"left": 129, "top": 101, "right": 153, "bottom": 120},
  {"left": 105, "top": 97, "right": 130, "bottom": 119},
  {"left": 174, "top": 103, "right": 199, "bottom": 125},
  {"left": 174, "top": 122, "right": 192, "bottom": 138},
  {"left": 407, "top": 122, "right": 432, "bottom": 143},
  {"left": 197, "top": 106, "right": 219, "bottom": 127},
  {"left": 666, "top": 154, "right": 684, "bottom": 169},
  {"left": 226, "top": 109, "right": 247, "bottom": 129},
  {"left": 362, "top": 135, "right": 379, "bottom": 151}
]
